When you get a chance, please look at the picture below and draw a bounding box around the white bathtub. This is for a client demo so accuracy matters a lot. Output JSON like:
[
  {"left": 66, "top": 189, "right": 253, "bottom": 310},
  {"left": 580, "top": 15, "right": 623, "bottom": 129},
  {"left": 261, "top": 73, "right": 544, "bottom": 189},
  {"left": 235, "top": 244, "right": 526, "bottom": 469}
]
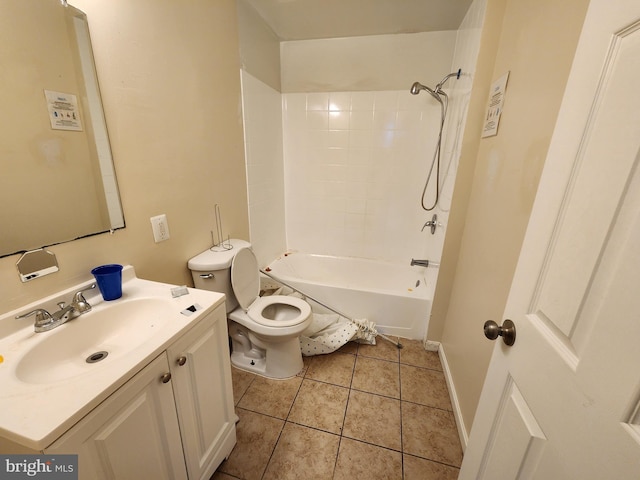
[{"left": 264, "top": 252, "right": 432, "bottom": 340}]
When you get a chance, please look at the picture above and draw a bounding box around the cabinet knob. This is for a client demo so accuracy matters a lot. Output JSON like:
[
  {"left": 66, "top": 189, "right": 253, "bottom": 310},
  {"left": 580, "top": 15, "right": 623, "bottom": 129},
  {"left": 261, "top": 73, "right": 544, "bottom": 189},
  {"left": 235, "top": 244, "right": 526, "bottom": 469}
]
[
  {"left": 160, "top": 372, "right": 172, "bottom": 383},
  {"left": 177, "top": 356, "right": 187, "bottom": 366}
]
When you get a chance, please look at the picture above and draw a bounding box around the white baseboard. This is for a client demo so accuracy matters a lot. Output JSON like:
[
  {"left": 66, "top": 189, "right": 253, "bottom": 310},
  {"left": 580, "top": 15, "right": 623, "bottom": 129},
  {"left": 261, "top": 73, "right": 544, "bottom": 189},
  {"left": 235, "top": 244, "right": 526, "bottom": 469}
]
[
  {"left": 438, "top": 343, "right": 470, "bottom": 451},
  {"left": 423, "top": 339, "right": 440, "bottom": 351}
]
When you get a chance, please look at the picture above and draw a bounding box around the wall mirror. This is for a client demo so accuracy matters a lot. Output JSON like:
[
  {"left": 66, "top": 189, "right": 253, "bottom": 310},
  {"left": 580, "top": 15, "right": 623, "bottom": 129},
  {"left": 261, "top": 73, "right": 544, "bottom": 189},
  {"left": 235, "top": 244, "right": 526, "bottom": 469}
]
[{"left": 0, "top": 0, "right": 125, "bottom": 259}]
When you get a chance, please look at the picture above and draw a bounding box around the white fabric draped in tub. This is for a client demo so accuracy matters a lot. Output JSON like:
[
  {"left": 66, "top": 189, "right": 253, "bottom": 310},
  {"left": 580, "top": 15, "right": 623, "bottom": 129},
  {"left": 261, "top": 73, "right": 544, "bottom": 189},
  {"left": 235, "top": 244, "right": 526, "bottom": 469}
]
[{"left": 271, "top": 287, "right": 376, "bottom": 355}]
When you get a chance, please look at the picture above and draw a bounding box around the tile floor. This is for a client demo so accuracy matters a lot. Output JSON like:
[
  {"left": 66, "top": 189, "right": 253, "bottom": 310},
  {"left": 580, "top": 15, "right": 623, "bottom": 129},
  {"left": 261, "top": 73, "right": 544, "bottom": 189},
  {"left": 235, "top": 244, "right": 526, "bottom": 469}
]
[{"left": 212, "top": 338, "right": 462, "bottom": 480}]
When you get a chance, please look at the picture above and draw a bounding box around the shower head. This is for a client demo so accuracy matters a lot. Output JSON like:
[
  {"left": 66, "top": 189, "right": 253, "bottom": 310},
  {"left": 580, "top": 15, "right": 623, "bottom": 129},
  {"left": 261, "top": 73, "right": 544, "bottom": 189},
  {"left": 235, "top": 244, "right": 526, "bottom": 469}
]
[
  {"left": 410, "top": 69, "right": 462, "bottom": 100},
  {"left": 410, "top": 81, "right": 426, "bottom": 95},
  {"left": 410, "top": 82, "right": 442, "bottom": 103}
]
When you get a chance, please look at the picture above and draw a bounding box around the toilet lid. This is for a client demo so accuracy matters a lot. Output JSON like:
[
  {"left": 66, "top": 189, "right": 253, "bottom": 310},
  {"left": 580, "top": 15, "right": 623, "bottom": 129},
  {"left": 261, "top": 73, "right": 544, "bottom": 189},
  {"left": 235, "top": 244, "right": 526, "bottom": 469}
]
[{"left": 230, "top": 247, "right": 260, "bottom": 311}]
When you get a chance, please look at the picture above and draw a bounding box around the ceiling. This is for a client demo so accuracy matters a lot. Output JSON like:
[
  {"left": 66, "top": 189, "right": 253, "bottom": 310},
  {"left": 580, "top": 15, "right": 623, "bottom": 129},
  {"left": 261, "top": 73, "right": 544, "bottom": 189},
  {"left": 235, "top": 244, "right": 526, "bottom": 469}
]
[{"left": 243, "top": 0, "right": 474, "bottom": 41}]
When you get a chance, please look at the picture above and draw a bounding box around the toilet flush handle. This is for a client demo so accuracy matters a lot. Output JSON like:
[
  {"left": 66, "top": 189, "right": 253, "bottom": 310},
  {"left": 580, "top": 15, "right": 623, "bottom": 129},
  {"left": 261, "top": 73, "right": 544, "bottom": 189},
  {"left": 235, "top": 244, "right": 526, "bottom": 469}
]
[{"left": 199, "top": 273, "right": 214, "bottom": 279}]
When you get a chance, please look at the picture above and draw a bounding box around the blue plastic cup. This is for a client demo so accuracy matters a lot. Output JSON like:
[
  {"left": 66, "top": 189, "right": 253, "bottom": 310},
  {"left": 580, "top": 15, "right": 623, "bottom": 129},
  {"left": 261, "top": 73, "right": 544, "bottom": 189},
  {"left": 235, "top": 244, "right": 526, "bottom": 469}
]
[{"left": 91, "top": 264, "right": 123, "bottom": 301}]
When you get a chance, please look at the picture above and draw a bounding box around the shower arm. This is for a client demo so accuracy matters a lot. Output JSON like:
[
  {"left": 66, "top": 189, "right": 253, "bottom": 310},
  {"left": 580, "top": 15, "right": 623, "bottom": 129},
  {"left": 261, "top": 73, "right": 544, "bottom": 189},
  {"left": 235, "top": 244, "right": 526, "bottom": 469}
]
[{"left": 434, "top": 69, "right": 462, "bottom": 93}]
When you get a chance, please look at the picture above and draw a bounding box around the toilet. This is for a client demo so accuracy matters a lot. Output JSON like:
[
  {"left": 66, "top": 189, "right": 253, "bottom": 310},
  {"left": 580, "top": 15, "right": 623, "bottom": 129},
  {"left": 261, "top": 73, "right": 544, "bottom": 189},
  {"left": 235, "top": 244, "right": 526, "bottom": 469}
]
[{"left": 188, "top": 239, "right": 312, "bottom": 379}]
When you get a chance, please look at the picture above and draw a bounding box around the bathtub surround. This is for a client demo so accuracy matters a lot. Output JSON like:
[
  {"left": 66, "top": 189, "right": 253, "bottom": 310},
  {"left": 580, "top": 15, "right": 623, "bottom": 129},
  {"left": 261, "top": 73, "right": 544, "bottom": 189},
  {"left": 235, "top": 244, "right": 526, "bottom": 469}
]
[
  {"left": 240, "top": 71, "right": 287, "bottom": 267},
  {"left": 282, "top": 89, "right": 445, "bottom": 264},
  {"left": 241, "top": 9, "right": 483, "bottom": 272},
  {"left": 239, "top": 31, "right": 461, "bottom": 267},
  {"left": 241, "top": 72, "right": 444, "bottom": 265}
]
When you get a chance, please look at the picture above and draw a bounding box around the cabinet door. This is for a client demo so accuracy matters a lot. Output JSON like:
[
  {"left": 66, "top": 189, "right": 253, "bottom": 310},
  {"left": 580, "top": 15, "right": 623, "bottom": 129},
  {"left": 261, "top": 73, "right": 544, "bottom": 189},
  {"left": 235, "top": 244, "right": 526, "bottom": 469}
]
[
  {"left": 46, "top": 354, "right": 187, "bottom": 480},
  {"left": 168, "top": 305, "right": 237, "bottom": 480}
]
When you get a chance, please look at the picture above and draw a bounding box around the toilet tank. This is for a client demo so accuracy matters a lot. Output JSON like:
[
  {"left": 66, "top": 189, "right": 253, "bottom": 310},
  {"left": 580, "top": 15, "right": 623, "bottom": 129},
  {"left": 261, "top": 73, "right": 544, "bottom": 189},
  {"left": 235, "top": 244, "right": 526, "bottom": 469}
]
[
  {"left": 191, "top": 267, "right": 237, "bottom": 313},
  {"left": 188, "top": 239, "right": 252, "bottom": 313}
]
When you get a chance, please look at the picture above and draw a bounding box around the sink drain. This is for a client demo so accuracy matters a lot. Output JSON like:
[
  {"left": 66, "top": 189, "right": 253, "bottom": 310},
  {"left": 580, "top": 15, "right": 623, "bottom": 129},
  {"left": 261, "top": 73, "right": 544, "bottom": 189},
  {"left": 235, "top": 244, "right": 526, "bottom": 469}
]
[{"left": 86, "top": 351, "right": 109, "bottom": 363}]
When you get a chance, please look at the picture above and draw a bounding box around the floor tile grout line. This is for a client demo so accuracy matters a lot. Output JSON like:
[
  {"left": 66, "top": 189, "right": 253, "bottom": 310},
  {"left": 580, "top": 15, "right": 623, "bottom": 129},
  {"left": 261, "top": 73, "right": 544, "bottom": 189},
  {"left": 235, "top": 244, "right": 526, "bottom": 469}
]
[
  {"left": 285, "top": 418, "right": 343, "bottom": 438},
  {"left": 340, "top": 433, "right": 406, "bottom": 454},
  {"left": 231, "top": 368, "right": 256, "bottom": 408},
  {"left": 400, "top": 398, "right": 455, "bottom": 414},
  {"left": 330, "top": 353, "right": 358, "bottom": 479},
  {"left": 356, "top": 350, "right": 400, "bottom": 362},
  {"left": 403, "top": 451, "right": 463, "bottom": 472},
  {"left": 284, "top": 374, "right": 305, "bottom": 420},
  {"left": 234, "top": 406, "right": 290, "bottom": 427},
  {"left": 259, "top": 374, "right": 306, "bottom": 480},
  {"left": 398, "top": 357, "right": 405, "bottom": 479},
  {"left": 332, "top": 432, "right": 344, "bottom": 479},
  {"left": 350, "top": 384, "right": 400, "bottom": 401},
  {"left": 259, "top": 419, "right": 286, "bottom": 480},
  {"left": 399, "top": 362, "right": 445, "bottom": 373}
]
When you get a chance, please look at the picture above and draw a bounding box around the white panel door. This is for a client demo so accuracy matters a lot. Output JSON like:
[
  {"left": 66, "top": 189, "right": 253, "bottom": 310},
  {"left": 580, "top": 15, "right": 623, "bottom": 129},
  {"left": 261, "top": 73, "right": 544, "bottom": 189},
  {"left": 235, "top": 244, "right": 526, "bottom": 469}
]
[{"left": 460, "top": 0, "right": 640, "bottom": 478}]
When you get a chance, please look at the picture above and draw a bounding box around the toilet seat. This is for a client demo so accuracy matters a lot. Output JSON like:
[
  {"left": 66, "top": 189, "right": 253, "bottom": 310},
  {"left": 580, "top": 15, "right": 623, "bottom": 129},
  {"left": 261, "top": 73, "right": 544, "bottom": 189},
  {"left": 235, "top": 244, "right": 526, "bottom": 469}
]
[{"left": 231, "top": 247, "right": 311, "bottom": 328}]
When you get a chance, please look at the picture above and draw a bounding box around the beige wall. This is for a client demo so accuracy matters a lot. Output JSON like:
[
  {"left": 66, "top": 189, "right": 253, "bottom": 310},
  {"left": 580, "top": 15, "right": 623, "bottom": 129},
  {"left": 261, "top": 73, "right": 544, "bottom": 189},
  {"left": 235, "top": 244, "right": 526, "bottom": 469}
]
[
  {"left": 0, "top": 0, "right": 249, "bottom": 314},
  {"left": 431, "top": 0, "right": 590, "bottom": 436},
  {"left": 280, "top": 31, "right": 456, "bottom": 92}
]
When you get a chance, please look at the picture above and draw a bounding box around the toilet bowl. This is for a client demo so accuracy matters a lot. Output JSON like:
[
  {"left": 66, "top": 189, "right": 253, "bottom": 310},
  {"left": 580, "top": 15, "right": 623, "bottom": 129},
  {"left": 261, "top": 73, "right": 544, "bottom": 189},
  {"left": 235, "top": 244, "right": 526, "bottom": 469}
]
[{"left": 189, "top": 240, "right": 312, "bottom": 379}]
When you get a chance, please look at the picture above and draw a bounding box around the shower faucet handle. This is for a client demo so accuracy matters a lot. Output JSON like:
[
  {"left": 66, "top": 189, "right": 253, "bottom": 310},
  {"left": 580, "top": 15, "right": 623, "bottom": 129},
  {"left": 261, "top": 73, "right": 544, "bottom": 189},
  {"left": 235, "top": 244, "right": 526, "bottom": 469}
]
[{"left": 421, "top": 214, "right": 438, "bottom": 235}]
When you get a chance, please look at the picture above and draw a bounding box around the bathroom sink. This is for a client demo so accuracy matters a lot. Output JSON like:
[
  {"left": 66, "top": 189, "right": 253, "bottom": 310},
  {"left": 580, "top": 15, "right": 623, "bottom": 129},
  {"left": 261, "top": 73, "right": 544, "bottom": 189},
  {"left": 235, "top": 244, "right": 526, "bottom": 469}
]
[
  {"left": 15, "top": 298, "right": 174, "bottom": 384},
  {"left": 0, "top": 266, "right": 227, "bottom": 450}
]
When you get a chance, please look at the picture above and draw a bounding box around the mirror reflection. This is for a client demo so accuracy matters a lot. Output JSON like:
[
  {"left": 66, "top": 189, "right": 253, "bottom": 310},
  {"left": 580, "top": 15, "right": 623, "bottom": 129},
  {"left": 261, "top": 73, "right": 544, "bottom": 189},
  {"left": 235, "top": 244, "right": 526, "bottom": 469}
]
[{"left": 0, "top": 0, "right": 125, "bottom": 258}]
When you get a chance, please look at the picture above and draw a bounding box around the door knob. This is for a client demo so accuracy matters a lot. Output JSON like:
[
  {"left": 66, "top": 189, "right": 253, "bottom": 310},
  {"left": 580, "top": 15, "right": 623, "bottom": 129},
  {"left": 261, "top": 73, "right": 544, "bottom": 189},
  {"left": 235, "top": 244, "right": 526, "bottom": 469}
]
[{"left": 484, "top": 319, "right": 516, "bottom": 346}]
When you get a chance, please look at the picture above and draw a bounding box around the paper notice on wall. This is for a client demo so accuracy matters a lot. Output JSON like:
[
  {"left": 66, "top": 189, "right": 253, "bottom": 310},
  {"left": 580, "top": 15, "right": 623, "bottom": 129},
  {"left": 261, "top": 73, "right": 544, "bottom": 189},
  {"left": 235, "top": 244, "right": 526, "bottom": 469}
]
[
  {"left": 481, "top": 72, "right": 509, "bottom": 138},
  {"left": 44, "top": 90, "right": 83, "bottom": 131}
]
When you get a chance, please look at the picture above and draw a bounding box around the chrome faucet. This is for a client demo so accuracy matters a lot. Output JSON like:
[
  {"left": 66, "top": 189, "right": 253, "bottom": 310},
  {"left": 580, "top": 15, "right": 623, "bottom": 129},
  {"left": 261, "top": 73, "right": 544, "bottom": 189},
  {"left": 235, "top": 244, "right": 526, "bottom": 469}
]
[
  {"left": 410, "top": 259, "right": 430, "bottom": 267},
  {"left": 421, "top": 214, "right": 438, "bottom": 235},
  {"left": 16, "top": 284, "right": 96, "bottom": 333}
]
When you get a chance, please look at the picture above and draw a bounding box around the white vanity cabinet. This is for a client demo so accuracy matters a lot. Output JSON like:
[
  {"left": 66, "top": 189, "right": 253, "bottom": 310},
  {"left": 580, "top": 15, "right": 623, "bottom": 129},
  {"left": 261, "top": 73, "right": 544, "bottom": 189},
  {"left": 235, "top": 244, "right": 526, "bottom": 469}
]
[
  {"left": 45, "top": 354, "right": 189, "bottom": 479},
  {"left": 167, "top": 304, "right": 237, "bottom": 480},
  {"left": 45, "top": 305, "right": 236, "bottom": 480}
]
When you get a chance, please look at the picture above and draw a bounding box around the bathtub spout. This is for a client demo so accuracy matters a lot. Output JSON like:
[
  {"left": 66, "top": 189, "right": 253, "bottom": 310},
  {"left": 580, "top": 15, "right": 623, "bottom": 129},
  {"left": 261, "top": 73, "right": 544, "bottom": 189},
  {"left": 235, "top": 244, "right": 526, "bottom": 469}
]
[
  {"left": 410, "top": 259, "right": 430, "bottom": 267},
  {"left": 410, "top": 259, "right": 441, "bottom": 268}
]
